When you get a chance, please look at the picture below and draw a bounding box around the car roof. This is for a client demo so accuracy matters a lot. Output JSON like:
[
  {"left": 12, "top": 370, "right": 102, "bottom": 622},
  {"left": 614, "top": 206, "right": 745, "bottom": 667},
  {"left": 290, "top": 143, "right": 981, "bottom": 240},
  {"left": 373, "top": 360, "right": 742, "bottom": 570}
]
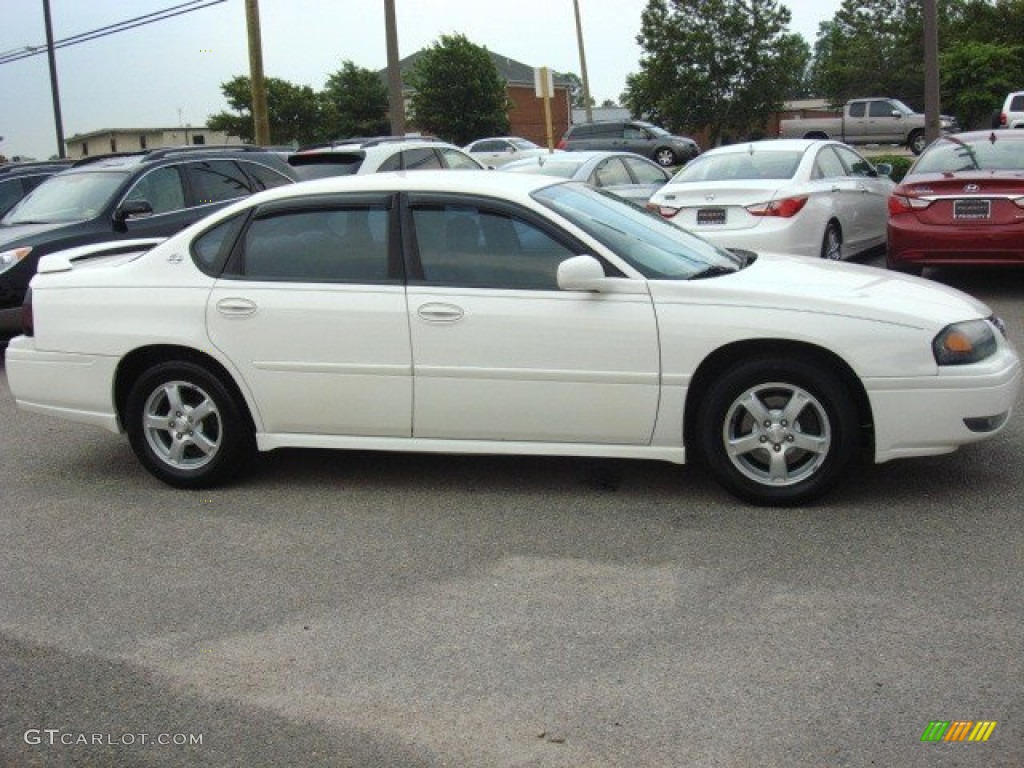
[
  {"left": 698, "top": 139, "right": 827, "bottom": 156},
  {"left": 249, "top": 168, "right": 564, "bottom": 204}
]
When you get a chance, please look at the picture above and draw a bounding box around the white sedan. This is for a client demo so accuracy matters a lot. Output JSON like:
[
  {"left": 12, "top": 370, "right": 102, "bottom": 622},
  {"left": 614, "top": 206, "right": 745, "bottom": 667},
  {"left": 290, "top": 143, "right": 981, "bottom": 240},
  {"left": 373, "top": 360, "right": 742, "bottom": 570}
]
[
  {"left": 464, "top": 136, "right": 552, "bottom": 167},
  {"left": 647, "top": 139, "right": 894, "bottom": 260},
  {"left": 5, "top": 171, "right": 1020, "bottom": 506}
]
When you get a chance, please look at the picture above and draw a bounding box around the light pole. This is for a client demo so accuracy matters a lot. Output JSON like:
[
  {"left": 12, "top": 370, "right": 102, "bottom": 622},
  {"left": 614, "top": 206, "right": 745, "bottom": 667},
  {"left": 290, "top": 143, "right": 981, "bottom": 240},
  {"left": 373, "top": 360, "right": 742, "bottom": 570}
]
[
  {"left": 385, "top": 0, "right": 405, "bottom": 136},
  {"left": 245, "top": 0, "right": 271, "bottom": 145},
  {"left": 42, "top": 0, "right": 66, "bottom": 158},
  {"left": 923, "top": 0, "right": 940, "bottom": 144}
]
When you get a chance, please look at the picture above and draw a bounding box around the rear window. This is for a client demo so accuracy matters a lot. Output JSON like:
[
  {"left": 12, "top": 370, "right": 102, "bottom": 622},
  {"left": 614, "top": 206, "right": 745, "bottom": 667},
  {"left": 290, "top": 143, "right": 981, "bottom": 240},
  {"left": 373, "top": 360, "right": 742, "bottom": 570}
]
[
  {"left": 1010, "top": 95, "right": 1024, "bottom": 111},
  {"left": 288, "top": 153, "right": 363, "bottom": 180},
  {"left": 912, "top": 136, "right": 1024, "bottom": 173},
  {"left": 670, "top": 150, "right": 803, "bottom": 182}
]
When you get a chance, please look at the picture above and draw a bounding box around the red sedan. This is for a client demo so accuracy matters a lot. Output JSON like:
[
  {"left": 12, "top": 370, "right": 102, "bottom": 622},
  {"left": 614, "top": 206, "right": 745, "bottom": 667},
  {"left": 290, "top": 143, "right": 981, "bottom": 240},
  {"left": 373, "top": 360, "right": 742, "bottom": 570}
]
[{"left": 887, "top": 130, "right": 1024, "bottom": 274}]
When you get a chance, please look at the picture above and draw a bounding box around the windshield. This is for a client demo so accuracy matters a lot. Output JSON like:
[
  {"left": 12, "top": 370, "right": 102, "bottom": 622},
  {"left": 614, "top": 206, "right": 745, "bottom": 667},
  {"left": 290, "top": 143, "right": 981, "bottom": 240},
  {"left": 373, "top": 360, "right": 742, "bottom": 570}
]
[
  {"left": 670, "top": 149, "right": 803, "bottom": 182},
  {"left": 3, "top": 171, "right": 126, "bottom": 225},
  {"left": 911, "top": 135, "right": 1024, "bottom": 173},
  {"left": 510, "top": 138, "right": 540, "bottom": 150},
  {"left": 504, "top": 160, "right": 583, "bottom": 179},
  {"left": 638, "top": 122, "right": 670, "bottom": 138},
  {"left": 890, "top": 99, "right": 915, "bottom": 115},
  {"left": 533, "top": 182, "right": 742, "bottom": 279}
]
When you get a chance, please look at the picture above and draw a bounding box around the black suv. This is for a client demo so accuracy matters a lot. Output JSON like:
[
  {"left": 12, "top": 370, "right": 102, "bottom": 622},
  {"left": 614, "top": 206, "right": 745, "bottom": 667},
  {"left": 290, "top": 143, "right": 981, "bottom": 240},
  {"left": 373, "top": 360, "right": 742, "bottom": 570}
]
[
  {"left": 557, "top": 120, "right": 700, "bottom": 167},
  {"left": 0, "top": 146, "right": 295, "bottom": 340},
  {"left": 0, "top": 160, "right": 74, "bottom": 218}
]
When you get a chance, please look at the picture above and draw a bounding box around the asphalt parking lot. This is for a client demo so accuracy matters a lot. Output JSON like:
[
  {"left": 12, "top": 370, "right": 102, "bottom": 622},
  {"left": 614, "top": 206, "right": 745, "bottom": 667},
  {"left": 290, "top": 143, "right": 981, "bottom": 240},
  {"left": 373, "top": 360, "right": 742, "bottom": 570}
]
[{"left": 1, "top": 258, "right": 1022, "bottom": 767}]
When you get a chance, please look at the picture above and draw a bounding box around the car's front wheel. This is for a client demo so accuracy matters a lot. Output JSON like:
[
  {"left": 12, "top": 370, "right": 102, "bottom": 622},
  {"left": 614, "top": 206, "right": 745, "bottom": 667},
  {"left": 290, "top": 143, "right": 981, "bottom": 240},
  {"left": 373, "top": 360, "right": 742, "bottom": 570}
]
[
  {"left": 697, "top": 357, "right": 860, "bottom": 506},
  {"left": 125, "top": 361, "right": 254, "bottom": 488},
  {"left": 653, "top": 147, "right": 677, "bottom": 167}
]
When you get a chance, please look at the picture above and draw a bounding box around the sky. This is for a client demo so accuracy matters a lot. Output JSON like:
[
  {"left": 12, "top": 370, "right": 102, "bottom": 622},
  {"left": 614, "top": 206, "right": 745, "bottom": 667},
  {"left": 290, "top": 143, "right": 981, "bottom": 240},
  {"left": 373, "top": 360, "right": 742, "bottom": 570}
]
[{"left": 0, "top": 0, "right": 842, "bottom": 160}]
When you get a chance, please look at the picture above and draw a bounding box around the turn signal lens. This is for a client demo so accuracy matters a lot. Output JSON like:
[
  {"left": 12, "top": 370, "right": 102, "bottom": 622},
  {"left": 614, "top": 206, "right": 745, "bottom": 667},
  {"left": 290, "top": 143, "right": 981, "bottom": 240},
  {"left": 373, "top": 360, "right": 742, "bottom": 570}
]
[
  {"left": 745, "top": 196, "right": 807, "bottom": 218},
  {"left": 933, "top": 319, "right": 997, "bottom": 365},
  {"left": 0, "top": 246, "right": 32, "bottom": 273}
]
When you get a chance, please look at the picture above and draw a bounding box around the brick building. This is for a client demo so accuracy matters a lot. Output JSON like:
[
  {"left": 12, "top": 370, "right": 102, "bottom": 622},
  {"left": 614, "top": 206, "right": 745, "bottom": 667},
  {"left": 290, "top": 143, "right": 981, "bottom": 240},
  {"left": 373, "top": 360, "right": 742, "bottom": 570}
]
[{"left": 387, "top": 50, "right": 572, "bottom": 147}]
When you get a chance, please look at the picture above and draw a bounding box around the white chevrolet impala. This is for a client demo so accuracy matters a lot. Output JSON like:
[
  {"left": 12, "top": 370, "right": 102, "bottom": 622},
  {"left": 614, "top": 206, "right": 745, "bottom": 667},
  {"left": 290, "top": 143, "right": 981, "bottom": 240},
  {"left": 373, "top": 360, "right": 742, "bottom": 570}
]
[{"left": 5, "top": 171, "right": 1020, "bottom": 505}]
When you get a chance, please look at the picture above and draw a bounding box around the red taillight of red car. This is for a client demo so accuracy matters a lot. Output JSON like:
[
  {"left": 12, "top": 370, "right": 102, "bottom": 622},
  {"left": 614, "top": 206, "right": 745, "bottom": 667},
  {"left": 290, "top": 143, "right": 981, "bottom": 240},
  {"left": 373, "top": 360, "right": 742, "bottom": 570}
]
[
  {"left": 21, "top": 286, "right": 34, "bottom": 337},
  {"left": 556, "top": 138, "right": 567, "bottom": 150},
  {"left": 746, "top": 196, "right": 808, "bottom": 218},
  {"left": 888, "top": 194, "right": 933, "bottom": 215}
]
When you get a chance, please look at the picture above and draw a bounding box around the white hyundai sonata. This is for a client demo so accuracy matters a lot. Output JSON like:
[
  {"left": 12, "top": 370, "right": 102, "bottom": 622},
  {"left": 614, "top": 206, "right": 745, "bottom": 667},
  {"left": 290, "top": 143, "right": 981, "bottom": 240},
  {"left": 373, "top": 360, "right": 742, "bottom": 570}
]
[
  {"left": 5, "top": 171, "right": 1020, "bottom": 505},
  {"left": 647, "top": 139, "right": 894, "bottom": 261}
]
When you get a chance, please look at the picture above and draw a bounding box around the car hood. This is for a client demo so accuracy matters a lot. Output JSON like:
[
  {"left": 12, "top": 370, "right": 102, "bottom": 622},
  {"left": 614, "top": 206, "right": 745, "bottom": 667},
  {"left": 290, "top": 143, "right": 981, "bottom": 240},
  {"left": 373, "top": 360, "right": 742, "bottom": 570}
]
[
  {"left": 0, "top": 220, "right": 81, "bottom": 247},
  {"left": 651, "top": 251, "right": 992, "bottom": 330}
]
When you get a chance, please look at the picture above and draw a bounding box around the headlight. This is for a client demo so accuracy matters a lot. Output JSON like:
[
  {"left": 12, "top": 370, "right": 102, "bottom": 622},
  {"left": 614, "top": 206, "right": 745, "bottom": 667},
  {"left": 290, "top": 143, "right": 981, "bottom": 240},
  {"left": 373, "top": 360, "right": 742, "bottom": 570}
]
[
  {"left": 0, "top": 246, "right": 32, "bottom": 273},
  {"left": 933, "top": 319, "right": 997, "bottom": 365}
]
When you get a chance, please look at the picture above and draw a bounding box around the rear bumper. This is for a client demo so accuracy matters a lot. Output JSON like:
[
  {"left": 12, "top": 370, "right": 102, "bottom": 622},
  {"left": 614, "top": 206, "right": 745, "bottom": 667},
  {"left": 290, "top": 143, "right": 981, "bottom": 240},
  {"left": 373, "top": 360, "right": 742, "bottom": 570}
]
[
  {"left": 4, "top": 337, "right": 122, "bottom": 433},
  {"left": 888, "top": 219, "right": 1024, "bottom": 266}
]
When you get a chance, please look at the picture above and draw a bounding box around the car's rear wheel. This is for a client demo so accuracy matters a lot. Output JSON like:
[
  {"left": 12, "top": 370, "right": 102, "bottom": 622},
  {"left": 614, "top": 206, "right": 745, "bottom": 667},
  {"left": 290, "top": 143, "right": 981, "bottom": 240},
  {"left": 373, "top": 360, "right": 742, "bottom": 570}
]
[
  {"left": 654, "top": 147, "right": 677, "bottom": 167},
  {"left": 125, "top": 361, "right": 254, "bottom": 488},
  {"left": 698, "top": 357, "right": 860, "bottom": 506},
  {"left": 821, "top": 221, "right": 843, "bottom": 260}
]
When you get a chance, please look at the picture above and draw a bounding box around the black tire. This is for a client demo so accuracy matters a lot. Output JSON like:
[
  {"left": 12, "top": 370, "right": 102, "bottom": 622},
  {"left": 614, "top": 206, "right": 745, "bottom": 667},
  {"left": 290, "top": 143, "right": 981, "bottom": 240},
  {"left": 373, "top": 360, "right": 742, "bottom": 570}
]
[
  {"left": 697, "top": 357, "right": 860, "bottom": 506},
  {"left": 820, "top": 221, "right": 843, "bottom": 260},
  {"left": 653, "top": 147, "right": 677, "bottom": 167},
  {"left": 125, "top": 361, "right": 254, "bottom": 489},
  {"left": 908, "top": 130, "right": 927, "bottom": 155}
]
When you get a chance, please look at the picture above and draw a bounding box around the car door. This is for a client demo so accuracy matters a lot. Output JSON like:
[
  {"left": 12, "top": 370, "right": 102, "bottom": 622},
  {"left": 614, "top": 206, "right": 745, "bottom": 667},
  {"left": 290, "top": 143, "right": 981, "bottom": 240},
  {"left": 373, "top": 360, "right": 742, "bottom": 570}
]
[
  {"left": 868, "top": 100, "right": 900, "bottom": 142},
  {"left": 205, "top": 195, "right": 413, "bottom": 436},
  {"left": 402, "top": 193, "right": 660, "bottom": 444},
  {"left": 810, "top": 145, "right": 863, "bottom": 252},
  {"left": 833, "top": 144, "right": 890, "bottom": 252}
]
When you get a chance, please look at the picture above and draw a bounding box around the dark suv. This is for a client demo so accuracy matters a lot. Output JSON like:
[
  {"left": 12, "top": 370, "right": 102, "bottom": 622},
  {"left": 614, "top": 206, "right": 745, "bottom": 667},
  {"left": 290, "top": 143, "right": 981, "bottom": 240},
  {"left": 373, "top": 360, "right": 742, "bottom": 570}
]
[
  {"left": 0, "top": 146, "right": 295, "bottom": 339},
  {"left": 0, "top": 160, "right": 74, "bottom": 218},
  {"left": 557, "top": 120, "right": 700, "bottom": 167}
]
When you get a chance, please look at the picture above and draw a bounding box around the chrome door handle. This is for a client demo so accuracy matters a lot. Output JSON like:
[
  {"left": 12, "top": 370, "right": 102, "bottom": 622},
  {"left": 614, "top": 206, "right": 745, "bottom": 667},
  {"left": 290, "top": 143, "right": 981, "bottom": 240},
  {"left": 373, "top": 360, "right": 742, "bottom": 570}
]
[
  {"left": 417, "top": 302, "right": 464, "bottom": 323},
  {"left": 216, "top": 298, "right": 258, "bottom": 316}
]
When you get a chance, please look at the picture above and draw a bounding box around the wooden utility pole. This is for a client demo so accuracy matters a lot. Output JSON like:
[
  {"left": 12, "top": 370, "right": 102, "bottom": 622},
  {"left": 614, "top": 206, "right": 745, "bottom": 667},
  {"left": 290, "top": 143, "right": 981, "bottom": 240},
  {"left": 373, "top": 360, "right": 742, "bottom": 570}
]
[
  {"left": 923, "top": 0, "right": 940, "bottom": 145},
  {"left": 573, "top": 0, "right": 593, "bottom": 123},
  {"left": 245, "top": 0, "right": 271, "bottom": 145},
  {"left": 384, "top": 0, "right": 405, "bottom": 136},
  {"left": 42, "top": 0, "right": 66, "bottom": 157}
]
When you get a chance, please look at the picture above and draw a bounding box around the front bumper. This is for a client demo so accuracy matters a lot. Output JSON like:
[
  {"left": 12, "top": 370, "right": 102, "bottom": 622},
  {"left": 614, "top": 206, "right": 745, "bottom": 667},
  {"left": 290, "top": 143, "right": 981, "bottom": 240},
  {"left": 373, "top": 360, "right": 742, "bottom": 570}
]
[{"left": 866, "top": 344, "right": 1021, "bottom": 462}]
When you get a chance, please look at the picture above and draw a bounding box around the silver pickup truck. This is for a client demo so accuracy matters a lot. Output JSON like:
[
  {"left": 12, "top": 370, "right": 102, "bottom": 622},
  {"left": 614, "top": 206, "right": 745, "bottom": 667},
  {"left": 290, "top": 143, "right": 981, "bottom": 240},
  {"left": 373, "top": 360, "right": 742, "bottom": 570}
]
[{"left": 779, "top": 98, "right": 957, "bottom": 155}]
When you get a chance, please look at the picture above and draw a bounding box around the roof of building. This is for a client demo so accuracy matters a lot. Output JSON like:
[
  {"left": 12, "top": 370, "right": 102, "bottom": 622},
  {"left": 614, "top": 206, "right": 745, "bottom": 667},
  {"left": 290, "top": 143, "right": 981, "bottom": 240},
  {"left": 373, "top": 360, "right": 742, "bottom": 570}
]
[{"left": 382, "top": 48, "right": 573, "bottom": 90}]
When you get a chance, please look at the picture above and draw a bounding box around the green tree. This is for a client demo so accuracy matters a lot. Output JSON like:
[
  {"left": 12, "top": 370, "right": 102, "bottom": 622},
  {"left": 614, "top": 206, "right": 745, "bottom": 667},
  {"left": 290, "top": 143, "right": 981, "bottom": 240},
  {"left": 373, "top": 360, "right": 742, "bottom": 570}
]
[
  {"left": 207, "top": 76, "right": 324, "bottom": 145},
  {"left": 557, "top": 71, "right": 594, "bottom": 109},
  {"left": 941, "top": 41, "right": 1024, "bottom": 128},
  {"left": 623, "top": 0, "right": 809, "bottom": 145},
  {"left": 406, "top": 34, "right": 510, "bottom": 145},
  {"left": 321, "top": 60, "right": 390, "bottom": 140}
]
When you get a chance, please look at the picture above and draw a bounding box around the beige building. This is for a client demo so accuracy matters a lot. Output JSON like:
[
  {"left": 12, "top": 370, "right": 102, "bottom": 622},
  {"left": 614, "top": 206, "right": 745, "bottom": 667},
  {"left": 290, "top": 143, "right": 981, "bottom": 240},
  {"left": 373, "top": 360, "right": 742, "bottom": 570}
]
[{"left": 64, "top": 128, "right": 242, "bottom": 159}]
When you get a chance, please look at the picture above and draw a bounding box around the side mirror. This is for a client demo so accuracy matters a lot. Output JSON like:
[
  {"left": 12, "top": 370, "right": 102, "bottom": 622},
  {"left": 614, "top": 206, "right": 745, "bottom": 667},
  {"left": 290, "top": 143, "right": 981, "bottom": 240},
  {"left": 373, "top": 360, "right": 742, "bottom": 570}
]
[
  {"left": 874, "top": 162, "right": 893, "bottom": 178},
  {"left": 115, "top": 199, "right": 154, "bottom": 223},
  {"left": 891, "top": 110, "right": 902, "bottom": 119},
  {"left": 557, "top": 254, "right": 607, "bottom": 291}
]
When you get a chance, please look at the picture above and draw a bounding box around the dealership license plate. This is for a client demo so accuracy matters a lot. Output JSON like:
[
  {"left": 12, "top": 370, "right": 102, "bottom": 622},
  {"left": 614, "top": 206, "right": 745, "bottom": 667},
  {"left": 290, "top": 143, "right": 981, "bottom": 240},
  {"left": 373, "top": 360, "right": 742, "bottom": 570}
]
[
  {"left": 953, "top": 199, "right": 991, "bottom": 220},
  {"left": 697, "top": 207, "right": 727, "bottom": 225}
]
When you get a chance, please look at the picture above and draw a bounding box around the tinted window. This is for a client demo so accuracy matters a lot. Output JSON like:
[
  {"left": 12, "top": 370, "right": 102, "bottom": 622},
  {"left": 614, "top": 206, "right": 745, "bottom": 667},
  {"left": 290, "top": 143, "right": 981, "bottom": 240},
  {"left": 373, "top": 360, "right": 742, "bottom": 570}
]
[
  {"left": 671, "top": 151, "right": 801, "bottom": 182},
  {"left": 623, "top": 157, "right": 668, "bottom": 184},
  {"left": 869, "top": 101, "right": 894, "bottom": 118},
  {"left": 187, "top": 160, "right": 251, "bottom": 205},
  {"left": 0, "top": 178, "right": 24, "bottom": 215},
  {"left": 241, "top": 161, "right": 293, "bottom": 191},
  {"left": 813, "top": 147, "right": 847, "bottom": 179},
  {"left": 191, "top": 211, "right": 247, "bottom": 273},
  {"left": 379, "top": 148, "right": 443, "bottom": 172},
  {"left": 912, "top": 136, "right": 1024, "bottom": 173},
  {"left": 289, "top": 153, "right": 363, "bottom": 179},
  {"left": 124, "top": 166, "right": 186, "bottom": 214},
  {"left": 569, "top": 124, "right": 597, "bottom": 138},
  {"left": 439, "top": 148, "right": 482, "bottom": 170},
  {"left": 1010, "top": 95, "right": 1024, "bottom": 111},
  {"left": 412, "top": 204, "right": 574, "bottom": 289},
  {"left": 240, "top": 207, "right": 389, "bottom": 282},
  {"left": 592, "top": 157, "right": 632, "bottom": 187},
  {"left": 848, "top": 102, "right": 866, "bottom": 118}
]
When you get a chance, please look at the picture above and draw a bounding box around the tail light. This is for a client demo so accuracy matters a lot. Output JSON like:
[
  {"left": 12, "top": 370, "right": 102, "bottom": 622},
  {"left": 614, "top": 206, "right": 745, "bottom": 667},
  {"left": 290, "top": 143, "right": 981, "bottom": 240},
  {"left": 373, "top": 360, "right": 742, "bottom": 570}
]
[
  {"left": 556, "top": 138, "right": 567, "bottom": 150},
  {"left": 888, "top": 194, "right": 932, "bottom": 215},
  {"left": 646, "top": 202, "right": 680, "bottom": 218},
  {"left": 746, "top": 196, "right": 807, "bottom": 218},
  {"left": 22, "top": 286, "right": 34, "bottom": 337},
  {"left": 1001, "top": 112, "right": 1007, "bottom": 127}
]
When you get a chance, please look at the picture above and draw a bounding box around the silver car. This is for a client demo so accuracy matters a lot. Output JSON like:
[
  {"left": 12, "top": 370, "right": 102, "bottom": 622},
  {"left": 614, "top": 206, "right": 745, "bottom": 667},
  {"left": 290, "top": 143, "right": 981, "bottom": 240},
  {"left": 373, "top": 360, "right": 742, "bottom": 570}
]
[{"left": 501, "top": 150, "right": 670, "bottom": 204}]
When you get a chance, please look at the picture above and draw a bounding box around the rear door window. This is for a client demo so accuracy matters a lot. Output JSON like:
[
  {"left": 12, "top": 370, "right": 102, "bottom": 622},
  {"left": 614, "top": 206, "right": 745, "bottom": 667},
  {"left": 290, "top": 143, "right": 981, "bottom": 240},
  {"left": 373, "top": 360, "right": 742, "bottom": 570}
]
[{"left": 187, "top": 160, "right": 252, "bottom": 205}]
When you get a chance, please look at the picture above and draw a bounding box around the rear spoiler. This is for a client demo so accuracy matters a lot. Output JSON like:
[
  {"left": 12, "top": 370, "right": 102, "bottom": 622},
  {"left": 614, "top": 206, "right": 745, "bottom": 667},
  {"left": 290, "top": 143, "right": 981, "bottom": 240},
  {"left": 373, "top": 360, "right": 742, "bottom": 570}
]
[{"left": 37, "top": 238, "right": 166, "bottom": 274}]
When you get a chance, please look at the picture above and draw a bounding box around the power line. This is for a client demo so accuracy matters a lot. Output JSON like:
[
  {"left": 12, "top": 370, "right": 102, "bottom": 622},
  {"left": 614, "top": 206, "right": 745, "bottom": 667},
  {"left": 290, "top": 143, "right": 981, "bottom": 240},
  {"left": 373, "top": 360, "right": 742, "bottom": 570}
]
[{"left": 0, "top": 0, "right": 227, "bottom": 66}]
